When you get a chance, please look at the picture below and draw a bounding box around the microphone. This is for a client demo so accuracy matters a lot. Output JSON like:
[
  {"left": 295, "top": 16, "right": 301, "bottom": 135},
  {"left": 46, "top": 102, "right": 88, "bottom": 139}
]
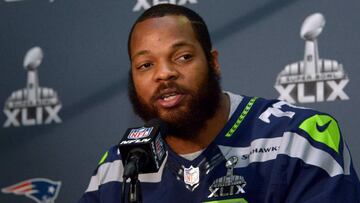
[{"left": 119, "top": 119, "right": 168, "bottom": 179}]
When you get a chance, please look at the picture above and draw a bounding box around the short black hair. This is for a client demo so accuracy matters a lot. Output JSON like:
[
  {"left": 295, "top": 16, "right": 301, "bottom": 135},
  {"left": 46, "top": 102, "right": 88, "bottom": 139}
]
[{"left": 127, "top": 3, "right": 213, "bottom": 62}]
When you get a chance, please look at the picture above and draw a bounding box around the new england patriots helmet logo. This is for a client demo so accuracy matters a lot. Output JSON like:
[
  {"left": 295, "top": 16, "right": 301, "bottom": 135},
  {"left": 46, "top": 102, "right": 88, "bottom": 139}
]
[{"left": 1, "top": 178, "right": 61, "bottom": 203}]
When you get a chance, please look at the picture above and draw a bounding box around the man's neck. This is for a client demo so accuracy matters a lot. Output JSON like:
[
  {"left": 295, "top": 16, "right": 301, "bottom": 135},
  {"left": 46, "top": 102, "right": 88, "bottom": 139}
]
[{"left": 165, "top": 93, "right": 230, "bottom": 154}]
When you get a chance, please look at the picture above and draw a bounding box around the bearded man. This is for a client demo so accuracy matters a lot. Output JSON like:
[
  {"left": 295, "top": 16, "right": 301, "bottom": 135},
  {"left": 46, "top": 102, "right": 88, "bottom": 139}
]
[{"left": 79, "top": 4, "right": 360, "bottom": 203}]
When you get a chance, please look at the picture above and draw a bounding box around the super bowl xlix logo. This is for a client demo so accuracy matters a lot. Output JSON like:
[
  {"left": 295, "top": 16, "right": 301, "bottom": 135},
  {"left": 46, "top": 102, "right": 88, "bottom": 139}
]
[
  {"left": 3, "top": 47, "right": 62, "bottom": 128},
  {"left": 275, "top": 13, "right": 349, "bottom": 103},
  {"left": 208, "top": 156, "right": 246, "bottom": 198}
]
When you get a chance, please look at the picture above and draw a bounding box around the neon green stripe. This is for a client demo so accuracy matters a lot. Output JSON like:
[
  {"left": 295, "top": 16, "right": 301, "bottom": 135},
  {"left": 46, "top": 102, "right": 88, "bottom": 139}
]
[
  {"left": 203, "top": 198, "right": 248, "bottom": 203},
  {"left": 225, "top": 97, "right": 257, "bottom": 138},
  {"left": 98, "top": 151, "right": 109, "bottom": 165}
]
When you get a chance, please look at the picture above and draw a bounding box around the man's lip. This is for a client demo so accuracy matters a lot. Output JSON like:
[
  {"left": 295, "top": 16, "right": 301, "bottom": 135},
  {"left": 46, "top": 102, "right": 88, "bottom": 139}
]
[
  {"left": 156, "top": 93, "right": 184, "bottom": 108},
  {"left": 156, "top": 88, "right": 181, "bottom": 100}
]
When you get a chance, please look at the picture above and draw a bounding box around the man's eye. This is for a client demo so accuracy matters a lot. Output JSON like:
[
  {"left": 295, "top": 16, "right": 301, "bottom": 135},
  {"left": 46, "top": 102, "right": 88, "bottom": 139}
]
[
  {"left": 177, "top": 54, "right": 193, "bottom": 62},
  {"left": 138, "top": 63, "right": 152, "bottom": 70}
]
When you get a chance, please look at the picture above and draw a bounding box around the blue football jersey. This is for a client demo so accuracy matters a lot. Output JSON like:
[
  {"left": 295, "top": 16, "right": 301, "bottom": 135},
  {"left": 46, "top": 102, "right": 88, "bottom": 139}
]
[{"left": 79, "top": 96, "right": 360, "bottom": 203}]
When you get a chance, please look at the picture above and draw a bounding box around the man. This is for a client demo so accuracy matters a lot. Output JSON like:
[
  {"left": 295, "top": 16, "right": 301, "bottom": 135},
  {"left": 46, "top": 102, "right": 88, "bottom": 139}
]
[{"left": 79, "top": 4, "right": 360, "bottom": 203}]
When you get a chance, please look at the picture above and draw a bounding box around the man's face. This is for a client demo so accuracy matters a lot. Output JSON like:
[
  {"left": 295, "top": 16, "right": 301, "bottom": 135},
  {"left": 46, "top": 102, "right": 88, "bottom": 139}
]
[{"left": 128, "top": 15, "right": 221, "bottom": 136}]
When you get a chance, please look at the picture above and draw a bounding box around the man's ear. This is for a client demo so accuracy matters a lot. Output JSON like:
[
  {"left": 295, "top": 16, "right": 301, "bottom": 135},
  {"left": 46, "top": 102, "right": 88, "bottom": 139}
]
[{"left": 210, "top": 49, "right": 220, "bottom": 76}]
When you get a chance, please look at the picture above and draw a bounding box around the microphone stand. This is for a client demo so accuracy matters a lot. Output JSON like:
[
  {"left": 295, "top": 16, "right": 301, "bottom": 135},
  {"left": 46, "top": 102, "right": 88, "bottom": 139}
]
[
  {"left": 123, "top": 151, "right": 144, "bottom": 203},
  {"left": 129, "top": 174, "right": 142, "bottom": 203}
]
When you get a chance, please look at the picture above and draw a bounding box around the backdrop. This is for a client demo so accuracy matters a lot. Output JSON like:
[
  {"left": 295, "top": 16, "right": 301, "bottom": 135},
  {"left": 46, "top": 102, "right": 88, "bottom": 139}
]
[{"left": 1, "top": 0, "right": 359, "bottom": 202}]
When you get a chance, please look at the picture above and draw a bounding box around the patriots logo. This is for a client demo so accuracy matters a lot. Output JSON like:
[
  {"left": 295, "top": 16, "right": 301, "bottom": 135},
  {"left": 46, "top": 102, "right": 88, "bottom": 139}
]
[{"left": 1, "top": 178, "right": 61, "bottom": 203}]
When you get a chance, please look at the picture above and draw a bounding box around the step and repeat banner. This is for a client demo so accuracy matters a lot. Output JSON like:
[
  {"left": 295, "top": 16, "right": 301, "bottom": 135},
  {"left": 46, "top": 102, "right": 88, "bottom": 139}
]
[{"left": 1, "top": 0, "right": 359, "bottom": 202}]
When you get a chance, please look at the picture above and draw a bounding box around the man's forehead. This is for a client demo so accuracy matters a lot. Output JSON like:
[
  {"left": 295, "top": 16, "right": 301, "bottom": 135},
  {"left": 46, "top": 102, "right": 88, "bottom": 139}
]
[
  {"left": 136, "top": 15, "right": 191, "bottom": 29},
  {"left": 131, "top": 15, "right": 196, "bottom": 43},
  {"left": 130, "top": 15, "right": 199, "bottom": 57}
]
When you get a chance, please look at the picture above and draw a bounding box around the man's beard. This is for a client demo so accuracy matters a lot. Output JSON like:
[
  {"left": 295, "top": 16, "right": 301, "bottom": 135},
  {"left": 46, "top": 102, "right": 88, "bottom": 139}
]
[{"left": 128, "top": 65, "right": 222, "bottom": 138}]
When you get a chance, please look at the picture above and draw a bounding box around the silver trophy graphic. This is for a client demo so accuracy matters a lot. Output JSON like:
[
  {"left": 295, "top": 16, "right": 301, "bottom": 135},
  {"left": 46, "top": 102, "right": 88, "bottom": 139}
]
[
  {"left": 208, "top": 156, "right": 246, "bottom": 198},
  {"left": 3, "top": 47, "right": 62, "bottom": 127},
  {"left": 275, "top": 13, "right": 349, "bottom": 103},
  {"left": 24, "top": 46, "right": 43, "bottom": 107},
  {"left": 5, "top": 47, "right": 60, "bottom": 108},
  {"left": 301, "top": 13, "right": 325, "bottom": 76}
]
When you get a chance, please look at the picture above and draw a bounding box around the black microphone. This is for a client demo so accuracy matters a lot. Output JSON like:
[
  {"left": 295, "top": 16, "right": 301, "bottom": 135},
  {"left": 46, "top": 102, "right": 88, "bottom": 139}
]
[{"left": 119, "top": 119, "right": 168, "bottom": 179}]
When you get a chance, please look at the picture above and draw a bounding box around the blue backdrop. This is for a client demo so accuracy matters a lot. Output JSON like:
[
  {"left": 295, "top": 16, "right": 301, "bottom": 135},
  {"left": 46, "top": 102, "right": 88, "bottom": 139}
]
[{"left": 1, "top": 0, "right": 359, "bottom": 202}]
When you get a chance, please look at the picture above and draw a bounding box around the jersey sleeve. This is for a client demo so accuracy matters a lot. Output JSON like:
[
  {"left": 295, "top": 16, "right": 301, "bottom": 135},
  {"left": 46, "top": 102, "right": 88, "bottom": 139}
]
[
  {"left": 263, "top": 103, "right": 360, "bottom": 202},
  {"left": 78, "top": 146, "right": 123, "bottom": 203}
]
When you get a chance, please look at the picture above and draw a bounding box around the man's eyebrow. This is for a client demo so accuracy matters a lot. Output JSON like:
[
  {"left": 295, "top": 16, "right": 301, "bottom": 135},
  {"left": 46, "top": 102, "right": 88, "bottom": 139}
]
[
  {"left": 132, "top": 41, "right": 195, "bottom": 59},
  {"left": 172, "top": 41, "right": 195, "bottom": 49},
  {"left": 132, "top": 50, "right": 150, "bottom": 59}
]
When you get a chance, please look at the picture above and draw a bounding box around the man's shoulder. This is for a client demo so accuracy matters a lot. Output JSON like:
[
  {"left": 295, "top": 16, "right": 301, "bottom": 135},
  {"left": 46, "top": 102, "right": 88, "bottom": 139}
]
[
  {"left": 96, "top": 145, "right": 121, "bottom": 168},
  {"left": 223, "top": 94, "right": 352, "bottom": 177},
  {"left": 248, "top": 96, "right": 345, "bottom": 159},
  {"left": 227, "top": 94, "right": 342, "bottom": 151},
  {"left": 237, "top": 95, "right": 332, "bottom": 131}
]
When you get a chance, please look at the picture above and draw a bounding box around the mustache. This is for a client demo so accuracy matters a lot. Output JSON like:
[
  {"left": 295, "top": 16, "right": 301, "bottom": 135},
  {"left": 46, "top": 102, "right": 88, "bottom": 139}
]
[{"left": 151, "top": 82, "right": 188, "bottom": 101}]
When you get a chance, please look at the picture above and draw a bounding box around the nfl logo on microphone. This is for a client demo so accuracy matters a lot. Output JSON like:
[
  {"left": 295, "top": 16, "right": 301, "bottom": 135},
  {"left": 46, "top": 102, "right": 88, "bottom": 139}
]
[{"left": 128, "top": 127, "right": 153, "bottom": 139}]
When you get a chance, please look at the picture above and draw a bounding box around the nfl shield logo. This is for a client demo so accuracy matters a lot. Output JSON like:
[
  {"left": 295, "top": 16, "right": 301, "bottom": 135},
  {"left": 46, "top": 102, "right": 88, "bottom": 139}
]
[
  {"left": 128, "top": 127, "right": 153, "bottom": 139},
  {"left": 184, "top": 166, "right": 200, "bottom": 187}
]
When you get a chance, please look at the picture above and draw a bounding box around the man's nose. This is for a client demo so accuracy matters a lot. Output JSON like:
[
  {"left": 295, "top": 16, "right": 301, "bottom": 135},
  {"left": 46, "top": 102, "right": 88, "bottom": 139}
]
[{"left": 154, "top": 61, "right": 179, "bottom": 82}]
